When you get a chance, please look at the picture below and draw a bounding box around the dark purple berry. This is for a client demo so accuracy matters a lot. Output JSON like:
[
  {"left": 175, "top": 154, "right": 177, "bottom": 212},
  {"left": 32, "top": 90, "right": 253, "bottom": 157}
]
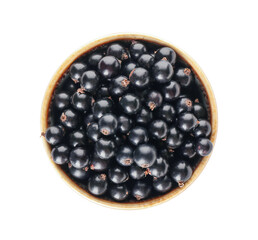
[
  {"left": 80, "top": 70, "right": 99, "bottom": 93},
  {"left": 71, "top": 90, "right": 92, "bottom": 112},
  {"left": 68, "top": 129, "right": 86, "bottom": 147},
  {"left": 155, "top": 47, "right": 176, "bottom": 65},
  {"left": 174, "top": 68, "right": 193, "bottom": 87},
  {"left": 193, "top": 120, "right": 211, "bottom": 137},
  {"left": 86, "top": 122, "right": 100, "bottom": 142},
  {"left": 129, "top": 67, "right": 150, "bottom": 88},
  {"left": 133, "top": 144, "right": 157, "bottom": 168},
  {"left": 98, "top": 56, "right": 120, "bottom": 78},
  {"left": 107, "top": 43, "right": 128, "bottom": 60},
  {"left": 138, "top": 54, "right": 154, "bottom": 69},
  {"left": 54, "top": 92, "right": 70, "bottom": 110},
  {"left": 158, "top": 104, "right": 175, "bottom": 123},
  {"left": 162, "top": 81, "right": 181, "bottom": 102},
  {"left": 69, "top": 62, "right": 88, "bottom": 82},
  {"left": 119, "top": 93, "right": 141, "bottom": 115},
  {"left": 128, "top": 126, "right": 149, "bottom": 146},
  {"left": 170, "top": 160, "right": 192, "bottom": 187},
  {"left": 117, "top": 115, "right": 133, "bottom": 134},
  {"left": 166, "top": 126, "right": 184, "bottom": 149},
  {"left": 130, "top": 42, "right": 147, "bottom": 59},
  {"left": 45, "top": 126, "right": 64, "bottom": 145},
  {"left": 149, "top": 120, "right": 168, "bottom": 140},
  {"left": 146, "top": 91, "right": 163, "bottom": 111},
  {"left": 51, "top": 144, "right": 70, "bottom": 165},
  {"left": 60, "top": 109, "right": 79, "bottom": 129},
  {"left": 95, "top": 138, "right": 115, "bottom": 160},
  {"left": 109, "top": 184, "right": 129, "bottom": 201},
  {"left": 98, "top": 113, "right": 118, "bottom": 136},
  {"left": 178, "top": 112, "right": 198, "bottom": 132},
  {"left": 152, "top": 60, "right": 173, "bottom": 83},
  {"left": 88, "top": 174, "right": 108, "bottom": 196},
  {"left": 196, "top": 138, "right": 213, "bottom": 156},
  {"left": 148, "top": 155, "right": 169, "bottom": 178},
  {"left": 116, "top": 145, "right": 134, "bottom": 166},
  {"left": 69, "top": 147, "right": 89, "bottom": 169},
  {"left": 109, "top": 75, "right": 130, "bottom": 96},
  {"left": 92, "top": 98, "right": 113, "bottom": 120},
  {"left": 132, "top": 181, "right": 151, "bottom": 200},
  {"left": 153, "top": 175, "right": 172, "bottom": 193},
  {"left": 108, "top": 166, "right": 129, "bottom": 184}
]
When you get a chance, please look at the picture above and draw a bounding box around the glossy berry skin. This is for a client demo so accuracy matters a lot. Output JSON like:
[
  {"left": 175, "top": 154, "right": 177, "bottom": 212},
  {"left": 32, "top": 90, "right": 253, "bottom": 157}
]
[
  {"left": 148, "top": 156, "right": 169, "bottom": 178},
  {"left": 166, "top": 126, "right": 184, "bottom": 148},
  {"left": 138, "top": 54, "right": 154, "bottom": 69},
  {"left": 83, "top": 113, "right": 94, "bottom": 127},
  {"left": 60, "top": 109, "right": 79, "bottom": 129},
  {"left": 170, "top": 160, "right": 193, "bottom": 187},
  {"left": 162, "top": 81, "right": 181, "bottom": 102},
  {"left": 160, "top": 148, "right": 174, "bottom": 161},
  {"left": 133, "top": 144, "right": 157, "bottom": 168},
  {"left": 193, "top": 103, "right": 206, "bottom": 119},
  {"left": 117, "top": 115, "right": 132, "bottom": 134},
  {"left": 193, "top": 120, "right": 211, "bottom": 137},
  {"left": 109, "top": 184, "right": 129, "bottom": 201},
  {"left": 96, "top": 85, "right": 110, "bottom": 99},
  {"left": 88, "top": 174, "right": 108, "bottom": 196},
  {"left": 132, "top": 181, "right": 151, "bottom": 200},
  {"left": 128, "top": 126, "right": 149, "bottom": 146},
  {"left": 152, "top": 60, "right": 174, "bottom": 83},
  {"left": 92, "top": 99, "right": 113, "bottom": 120},
  {"left": 122, "top": 62, "right": 137, "bottom": 77},
  {"left": 98, "top": 56, "right": 120, "bottom": 78},
  {"left": 158, "top": 104, "right": 175, "bottom": 123},
  {"left": 149, "top": 120, "right": 168, "bottom": 140},
  {"left": 80, "top": 70, "right": 99, "bottom": 93},
  {"left": 69, "top": 62, "right": 88, "bottom": 82},
  {"left": 155, "top": 47, "right": 176, "bottom": 65},
  {"left": 180, "top": 140, "right": 196, "bottom": 159},
  {"left": 88, "top": 53, "right": 103, "bottom": 67},
  {"left": 54, "top": 92, "right": 70, "bottom": 110},
  {"left": 107, "top": 43, "right": 128, "bottom": 60},
  {"left": 108, "top": 166, "right": 129, "bottom": 184},
  {"left": 95, "top": 138, "right": 115, "bottom": 159},
  {"left": 113, "top": 134, "right": 126, "bottom": 147},
  {"left": 116, "top": 145, "right": 134, "bottom": 166},
  {"left": 176, "top": 97, "right": 193, "bottom": 114},
  {"left": 90, "top": 153, "right": 110, "bottom": 172},
  {"left": 45, "top": 126, "right": 64, "bottom": 145},
  {"left": 146, "top": 91, "right": 163, "bottom": 111},
  {"left": 51, "top": 144, "right": 70, "bottom": 165},
  {"left": 129, "top": 165, "right": 146, "bottom": 180},
  {"left": 119, "top": 93, "right": 141, "bottom": 115},
  {"left": 174, "top": 68, "right": 193, "bottom": 87},
  {"left": 153, "top": 175, "right": 172, "bottom": 193},
  {"left": 129, "top": 67, "right": 150, "bottom": 88},
  {"left": 196, "top": 138, "right": 213, "bottom": 156},
  {"left": 178, "top": 112, "right": 198, "bottom": 132},
  {"left": 69, "top": 147, "right": 89, "bottom": 169},
  {"left": 136, "top": 107, "right": 153, "bottom": 125},
  {"left": 86, "top": 122, "right": 100, "bottom": 142},
  {"left": 68, "top": 129, "right": 86, "bottom": 147},
  {"left": 71, "top": 91, "right": 92, "bottom": 112},
  {"left": 109, "top": 75, "right": 130, "bottom": 96},
  {"left": 68, "top": 166, "right": 90, "bottom": 181},
  {"left": 130, "top": 42, "right": 147, "bottom": 59},
  {"left": 98, "top": 113, "right": 118, "bottom": 136}
]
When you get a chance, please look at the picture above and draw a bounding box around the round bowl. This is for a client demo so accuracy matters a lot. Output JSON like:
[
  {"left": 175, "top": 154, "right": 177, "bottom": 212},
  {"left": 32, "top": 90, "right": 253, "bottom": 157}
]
[{"left": 40, "top": 33, "right": 218, "bottom": 209}]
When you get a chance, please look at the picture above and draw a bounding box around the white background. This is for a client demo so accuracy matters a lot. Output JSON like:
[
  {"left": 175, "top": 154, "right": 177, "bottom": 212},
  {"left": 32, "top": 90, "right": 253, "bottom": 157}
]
[{"left": 0, "top": 0, "right": 257, "bottom": 239}]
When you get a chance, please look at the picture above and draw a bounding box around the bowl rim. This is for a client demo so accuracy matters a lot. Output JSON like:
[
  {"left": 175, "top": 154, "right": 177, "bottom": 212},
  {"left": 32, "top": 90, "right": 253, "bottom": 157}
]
[{"left": 40, "top": 33, "right": 218, "bottom": 210}]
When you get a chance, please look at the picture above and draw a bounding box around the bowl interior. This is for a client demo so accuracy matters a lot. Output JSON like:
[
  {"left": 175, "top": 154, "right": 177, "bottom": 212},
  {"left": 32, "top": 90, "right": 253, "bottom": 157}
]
[{"left": 41, "top": 34, "right": 218, "bottom": 209}]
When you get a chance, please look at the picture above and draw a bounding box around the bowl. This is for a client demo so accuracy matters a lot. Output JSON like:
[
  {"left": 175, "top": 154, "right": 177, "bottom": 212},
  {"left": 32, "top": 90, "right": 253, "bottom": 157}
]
[{"left": 40, "top": 33, "right": 218, "bottom": 209}]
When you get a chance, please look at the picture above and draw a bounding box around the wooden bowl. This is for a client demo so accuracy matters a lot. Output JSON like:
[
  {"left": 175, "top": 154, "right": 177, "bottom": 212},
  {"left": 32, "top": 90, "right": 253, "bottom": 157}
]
[{"left": 40, "top": 34, "right": 218, "bottom": 209}]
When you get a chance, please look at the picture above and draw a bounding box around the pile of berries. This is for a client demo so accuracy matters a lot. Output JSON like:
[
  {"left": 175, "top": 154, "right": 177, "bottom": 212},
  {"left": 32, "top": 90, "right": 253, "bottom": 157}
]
[{"left": 43, "top": 40, "right": 213, "bottom": 202}]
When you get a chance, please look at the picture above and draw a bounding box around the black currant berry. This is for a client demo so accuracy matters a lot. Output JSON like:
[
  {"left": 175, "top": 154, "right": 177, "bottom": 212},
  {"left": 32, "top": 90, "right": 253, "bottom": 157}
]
[
  {"left": 108, "top": 166, "right": 129, "bottom": 184},
  {"left": 155, "top": 47, "right": 176, "bottom": 65},
  {"left": 54, "top": 92, "right": 70, "bottom": 110},
  {"left": 69, "top": 147, "right": 89, "bottom": 169},
  {"left": 96, "top": 85, "right": 110, "bottom": 99},
  {"left": 92, "top": 98, "right": 113, "bottom": 120},
  {"left": 193, "top": 119, "right": 211, "bottom": 137},
  {"left": 133, "top": 143, "right": 157, "bottom": 168},
  {"left": 80, "top": 70, "right": 99, "bottom": 93},
  {"left": 196, "top": 138, "right": 213, "bottom": 156},
  {"left": 95, "top": 138, "right": 115, "bottom": 159},
  {"left": 146, "top": 91, "right": 163, "bottom": 111},
  {"left": 109, "top": 184, "right": 129, "bottom": 201},
  {"left": 147, "top": 155, "right": 169, "bottom": 178},
  {"left": 71, "top": 90, "right": 92, "bottom": 112},
  {"left": 132, "top": 181, "right": 151, "bottom": 200},
  {"left": 193, "top": 102, "right": 207, "bottom": 119},
  {"left": 68, "top": 129, "right": 86, "bottom": 147},
  {"left": 158, "top": 104, "right": 175, "bottom": 123},
  {"left": 174, "top": 68, "right": 193, "bottom": 87},
  {"left": 149, "top": 120, "right": 168, "bottom": 140},
  {"left": 170, "top": 160, "right": 193, "bottom": 187},
  {"left": 129, "top": 67, "right": 150, "bottom": 88},
  {"left": 153, "top": 175, "right": 172, "bottom": 193},
  {"left": 178, "top": 112, "right": 198, "bottom": 132},
  {"left": 166, "top": 126, "right": 184, "bottom": 149},
  {"left": 83, "top": 113, "right": 95, "bottom": 127},
  {"left": 130, "top": 42, "right": 147, "bottom": 59},
  {"left": 162, "top": 81, "right": 181, "bottom": 102},
  {"left": 128, "top": 126, "right": 149, "bottom": 146},
  {"left": 129, "top": 164, "right": 146, "bottom": 180},
  {"left": 180, "top": 140, "right": 196, "bottom": 159},
  {"left": 176, "top": 97, "right": 193, "bottom": 114},
  {"left": 119, "top": 93, "right": 141, "bottom": 115},
  {"left": 86, "top": 122, "right": 100, "bottom": 142},
  {"left": 60, "top": 109, "right": 79, "bottom": 129},
  {"left": 88, "top": 174, "right": 108, "bottom": 196},
  {"left": 116, "top": 145, "right": 134, "bottom": 166},
  {"left": 98, "top": 56, "right": 120, "bottom": 78},
  {"left": 69, "top": 166, "right": 90, "bottom": 181},
  {"left": 90, "top": 153, "right": 110, "bottom": 172},
  {"left": 51, "top": 144, "right": 70, "bottom": 165},
  {"left": 152, "top": 59, "right": 173, "bottom": 83},
  {"left": 138, "top": 54, "right": 154, "bottom": 69},
  {"left": 109, "top": 75, "right": 130, "bottom": 96},
  {"left": 69, "top": 62, "right": 88, "bottom": 83},
  {"left": 107, "top": 43, "right": 128, "bottom": 60},
  {"left": 88, "top": 53, "right": 103, "bottom": 67},
  {"left": 44, "top": 126, "right": 64, "bottom": 145},
  {"left": 136, "top": 107, "right": 153, "bottom": 125},
  {"left": 122, "top": 62, "right": 137, "bottom": 77},
  {"left": 98, "top": 113, "right": 118, "bottom": 136},
  {"left": 117, "top": 115, "right": 133, "bottom": 134}
]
